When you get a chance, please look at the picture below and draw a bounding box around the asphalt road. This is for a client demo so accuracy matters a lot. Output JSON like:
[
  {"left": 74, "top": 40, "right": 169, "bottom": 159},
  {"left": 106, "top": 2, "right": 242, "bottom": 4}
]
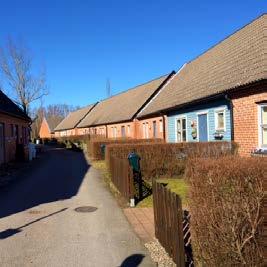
[{"left": 0, "top": 148, "right": 154, "bottom": 267}]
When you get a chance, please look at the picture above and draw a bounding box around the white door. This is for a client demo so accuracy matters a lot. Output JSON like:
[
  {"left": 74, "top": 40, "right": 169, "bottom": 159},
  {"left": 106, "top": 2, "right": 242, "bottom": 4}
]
[{"left": 0, "top": 123, "right": 5, "bottom": 164}]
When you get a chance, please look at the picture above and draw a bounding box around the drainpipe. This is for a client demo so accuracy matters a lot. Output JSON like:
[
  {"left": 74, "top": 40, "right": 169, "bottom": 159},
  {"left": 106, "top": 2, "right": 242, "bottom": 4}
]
[
  {"left": 225, "top": 94, "right": 234, "bottom": 141},
  {"left": 162, "top": 114, "right": 166, "bottom": 142},
  {"left": 106, "top": 125, "right": 108, "bottom": 138}
]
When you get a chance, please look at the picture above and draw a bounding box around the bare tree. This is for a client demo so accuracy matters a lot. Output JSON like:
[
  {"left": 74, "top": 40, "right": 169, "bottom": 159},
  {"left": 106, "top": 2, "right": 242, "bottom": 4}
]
[{"left": 0, "top": 39, "right": 48, "bottom": 114}]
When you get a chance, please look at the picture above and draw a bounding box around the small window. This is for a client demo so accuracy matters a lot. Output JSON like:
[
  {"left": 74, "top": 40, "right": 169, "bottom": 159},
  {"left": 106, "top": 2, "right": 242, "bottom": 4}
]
[
  {"left": 153, "top": 121, "right": 157, "bottom": 138},
  {"left": 142, "top": 122, "right": 149, "bottom": 138},
  {"left": 177, "top": 117, "right": 187, "bottom": 142},
  {"left": 127, "top": 125, "right": 131, "bottom": 135},
  {"left": 159, "top": 120, "right": 163, "bottom": 133},
  {"left": 215, "top": 110, "right": 225, "bottom": 131},
  {"left": 142, "top": 123, "right": 146, "bottom": 138},
  {"left": 259, "top": 105, "right": 267, "bottom": 147},
  {"left": 146, "top": 122, "right": 149, "bottom": 138},
  {"left": 113, "top": 127, "right": 117, "bottom": 138},
  {"left": 121, "top": 126, "right": 126, "bottom": 137}
]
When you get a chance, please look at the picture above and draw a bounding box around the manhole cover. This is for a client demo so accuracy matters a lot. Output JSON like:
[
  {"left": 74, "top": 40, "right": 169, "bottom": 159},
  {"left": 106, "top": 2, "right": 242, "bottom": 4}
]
[{"left": 74, "top": 206, "right": 98, "bottom": 213}]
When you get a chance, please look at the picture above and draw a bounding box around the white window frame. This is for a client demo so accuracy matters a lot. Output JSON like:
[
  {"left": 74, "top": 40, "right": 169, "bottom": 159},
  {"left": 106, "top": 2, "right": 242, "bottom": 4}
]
[
  {"left": 258, "top": 104, "right": 267, "bottom": 148},
  {"left": 214, "top": 108, "right": 226, "bottom": 132},
  {"left": 175, "top": 116, "right": 187, "bottom": 143}
]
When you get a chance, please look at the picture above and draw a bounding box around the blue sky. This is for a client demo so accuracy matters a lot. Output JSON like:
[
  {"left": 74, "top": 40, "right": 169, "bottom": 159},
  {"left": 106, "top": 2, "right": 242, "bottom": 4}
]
[{"left": 0, "top": 0, "right": 266, "bottom": 108}]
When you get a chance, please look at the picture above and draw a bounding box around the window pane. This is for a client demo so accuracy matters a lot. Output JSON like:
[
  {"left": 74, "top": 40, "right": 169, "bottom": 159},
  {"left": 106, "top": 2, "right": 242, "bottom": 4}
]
[
  {"left": 262, "top": 107, "right": 267, "bottom": 124},
  {"left": 182, "top": 130, "right": 186, "bottom": 141},
  {"left": 153, "top": 121, "right": 157, "bottom": 138},
  {"left": 177, "top": 131, "right": 181, "bottom": 142},
  {"left": 263, "top": 128, "right": 267, "bottom": 145},
  {"left": 177, "top": 118, "right": 186, "bottom": 142},
  {"left": 182, "top": 118, "right": 186, "bottom": 130},
  {"left": 217, "top": 112, "right": 224, "bottom": 129},
  {"left": 159, "top": 120, "right": 163, "bottom": 132},
  {"left": 177, "top": 120, "right": 181, "bottom": 131}
]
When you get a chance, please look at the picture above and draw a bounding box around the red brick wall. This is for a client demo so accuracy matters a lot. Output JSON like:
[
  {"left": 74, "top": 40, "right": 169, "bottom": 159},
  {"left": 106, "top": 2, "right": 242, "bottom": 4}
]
[
  {"left": 232, "top": 89, "right": 267, "bottom": 157},
  {"left": 0, "top": 113, "right": 29, "bottom": 163}
]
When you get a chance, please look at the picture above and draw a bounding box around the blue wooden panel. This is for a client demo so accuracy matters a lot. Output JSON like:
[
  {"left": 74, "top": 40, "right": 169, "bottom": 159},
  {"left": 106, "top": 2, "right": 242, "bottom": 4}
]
[
  {"left": 198, "top": 114, "right": 208, "bottom": 142},
  {"left": 167, "top": 98, "right": 232, "bottom": 143}
]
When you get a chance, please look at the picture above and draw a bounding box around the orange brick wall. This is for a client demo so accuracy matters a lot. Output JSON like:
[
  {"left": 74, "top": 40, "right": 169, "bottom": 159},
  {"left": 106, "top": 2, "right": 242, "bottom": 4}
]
[
  {"left": 54, "top": 116, "right": 168, "bottom": 141},
  {"left": 232, "top": 89, "right": 267, "bottom": 157},
  {"left": 39, "top": 119, "right": 52, "bottom": 138},
  {"left": 0, "top": 113, "right": 29, "bottom": 163},
  {"left": 76, "top": 127, "right": 90, "bottom": 135},
  {"left": 136, "top": 116, "right": 166, "bottom": 140},
  {"left": 107, "top": 122, "right": 135, "bottom": 138},
  {"left": 54, "top": 128, "right": 79, "bottom": 137}
]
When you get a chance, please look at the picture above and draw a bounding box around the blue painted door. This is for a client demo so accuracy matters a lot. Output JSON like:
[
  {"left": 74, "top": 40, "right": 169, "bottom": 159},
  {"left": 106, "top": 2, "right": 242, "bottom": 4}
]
[{"left": 198, "top": 114, "right": 208, "bottom": 142}]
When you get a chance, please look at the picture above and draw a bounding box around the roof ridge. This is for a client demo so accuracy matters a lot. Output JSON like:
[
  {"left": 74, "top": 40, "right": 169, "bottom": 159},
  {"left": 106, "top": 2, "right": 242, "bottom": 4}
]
[
  {"left": 186, "top": 13, "right": 266, "bottom": 66},
  {"left": 69, "top": 103, "right": 96, "bottom": 115},
  {"left": 98, "top": 73, "right": 171, "bottom": 103}
]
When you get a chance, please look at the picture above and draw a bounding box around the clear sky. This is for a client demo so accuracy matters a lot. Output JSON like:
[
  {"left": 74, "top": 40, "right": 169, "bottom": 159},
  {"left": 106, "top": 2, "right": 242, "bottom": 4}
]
[{"left": 0, "top": 0, "right": 266, "bottom": 108}]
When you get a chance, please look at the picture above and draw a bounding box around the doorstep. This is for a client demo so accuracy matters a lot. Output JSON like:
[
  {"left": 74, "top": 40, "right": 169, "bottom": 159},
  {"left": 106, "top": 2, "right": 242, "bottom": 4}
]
[{"left": 123, "top": 207, "right": 155, "bottom": 243}]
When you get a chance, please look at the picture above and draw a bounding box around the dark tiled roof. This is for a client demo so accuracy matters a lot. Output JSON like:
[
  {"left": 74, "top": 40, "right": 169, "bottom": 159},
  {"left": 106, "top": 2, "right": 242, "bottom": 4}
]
[
  {"left": 54, "top": 104, "right": 96, "bottom": 131},
  {"left": 0, "top": 90, "right": 30, "bottom": 121},
  {"left": 77, "top": 73, "right": 173, "bottom": 127},
  {"left": 138, "top": 14, "right": 267, "bottom": 118}
]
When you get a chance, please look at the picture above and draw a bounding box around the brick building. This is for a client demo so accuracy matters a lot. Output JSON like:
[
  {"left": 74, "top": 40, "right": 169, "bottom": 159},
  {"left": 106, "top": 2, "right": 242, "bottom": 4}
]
[
  {"left": 54, "top": 104, "right": 97, "bottom": 137},
  {"left": 0, "top": 90, "right": 31, "bottom": 165},
  {"left": 39, "top": 117, "right": 62, "bottom": 139},
  {"left": 138, "top": 14, "right": 266, "bottom": 156},
  {"left": 77, "top": 72, "right": 175, "bottom": 139},
  {"left": 231, "top": 85, "right": 266, "bottom": 156}
]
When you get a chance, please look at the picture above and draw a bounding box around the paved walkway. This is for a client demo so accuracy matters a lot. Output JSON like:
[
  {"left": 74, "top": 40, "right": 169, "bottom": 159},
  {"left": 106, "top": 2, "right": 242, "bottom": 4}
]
[
  {"left": 0, "top": 148, "right": 155, "bottom": 267},
  {"left": 124, "top": 208, "right": 155, "bottom": 243}
]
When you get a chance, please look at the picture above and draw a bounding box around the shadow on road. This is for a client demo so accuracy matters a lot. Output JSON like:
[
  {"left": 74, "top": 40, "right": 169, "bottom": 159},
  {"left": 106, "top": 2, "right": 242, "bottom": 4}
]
[
  {"left": 0, "top": 149, "right": 89, "bottom": 219},
  {"left": 0, "top": 208, "right": 68, "bottom": 239},
  {"left": 120, "top": 254, "right": 145, "bottom": 267}
]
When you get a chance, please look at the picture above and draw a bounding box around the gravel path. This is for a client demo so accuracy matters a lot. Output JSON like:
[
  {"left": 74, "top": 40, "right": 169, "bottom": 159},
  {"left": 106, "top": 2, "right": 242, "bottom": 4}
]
[{"left": 0, "top": 148, "right": 155, "bottom": 267}]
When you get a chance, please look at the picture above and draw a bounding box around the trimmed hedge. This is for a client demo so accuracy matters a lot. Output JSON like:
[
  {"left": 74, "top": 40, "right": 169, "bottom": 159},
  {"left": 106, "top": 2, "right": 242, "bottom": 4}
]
[
  {"left": 186, "top": 156, "right": 265, "bottom": 266},
  {"left": 88, "top": 138, "right": 164, "bottom": 160},
  {"left": 106, "top": 142, "right": 237, "bottom": 180},
  {"left": 56, "top": 134, "right": 105, "bottom": 150}
]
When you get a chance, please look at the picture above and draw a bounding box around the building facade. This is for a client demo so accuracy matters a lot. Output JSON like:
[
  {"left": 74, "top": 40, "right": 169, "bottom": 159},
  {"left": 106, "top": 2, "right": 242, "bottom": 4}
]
[
  {"left": 0, "top": 91, "right": 30, "bottom": 165},
  {"left": 231, "top": 85, "right": 267, "bottom": 156},
  {"left": 167, "top": 99, "right": 232, "bottom": 143}
]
